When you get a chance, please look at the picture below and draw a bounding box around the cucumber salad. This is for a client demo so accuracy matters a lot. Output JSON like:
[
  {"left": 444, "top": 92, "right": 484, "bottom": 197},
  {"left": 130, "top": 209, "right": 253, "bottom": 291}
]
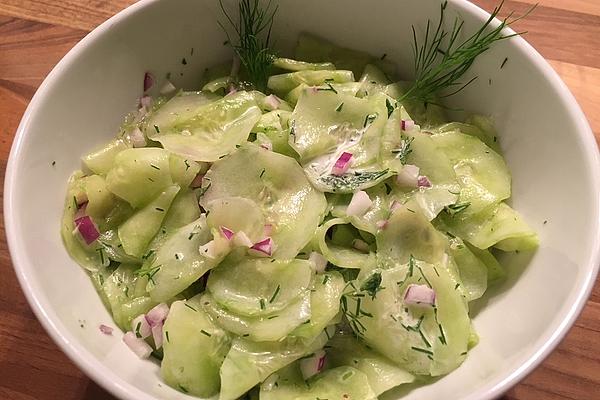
[{"left": 62, "top": 1, "right": 537, "bottom": 399}]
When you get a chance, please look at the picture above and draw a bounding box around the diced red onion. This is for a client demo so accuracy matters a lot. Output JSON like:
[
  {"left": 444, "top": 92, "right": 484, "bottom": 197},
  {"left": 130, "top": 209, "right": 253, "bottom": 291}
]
[
  {"left": 396, "top": 164, "right": 420, "bottom": 187},
  {"left": 139, "top": 95, "right": 153, "bottom": 109},
  {"left": 159, "top": 80, "right": 177, "bottom": 95},
  {"left": 332, "top": 152, "right": 353, "bottom": 176},
  {"left": 131, "top": 314, "right": 151, "bottom": 339},
  {"left": 308, "top": 252, "right": 327, "bottom": 273},
  {"left": 300, "top": 349, "right": 326, "bottom": 380},
  {"left": 376, "top": 220, "right": 388, "bottom": 230},
  {"left": 123, "top": 331, "right": 153, "bottom": 358},
  {"left": 249, "top": 237, "right": 274, "bottom": 257},
  {"left": 190, "top": 173, "right": 205, "bottom": 189},
  {"left": 143, "top": 72, "right": 154, "bottom": 92},
  {"left": 145, "top": 303, "right": 169, "bottom": 328},
  {"left": 152, "top": 323, "right": 164, "bottom": 349},
  {"left": 99, "top": 324, "right": 113, "bottom": 335},
  {"left": 130, "top": 127, "right": 147, "bottom": 148},
  {"left": 264, "top": 94, "right": 281, "bottom": 111},
  {"left": 417, "top": 175, "right": 432, "bottom": 188},
  {"left": 404, "top": 284, "right": 436, "bottom": 306},
  {"left": 346, "top": 190, "right": 372, "bottom": 217},
  {"left": 352, "top": 238, "right": 370, "bottom": 253},
  {"left": 401, "top": 119, "right": 415, "bottom": 131},
  {"left": 233, "top": 231, "right": 254, "bottom": 248},
  {"left": 227, "top": 84, "right": 238, "bottom": 95},
  {"left": 390, "top": 200, "right": 402, "bottom": 212},
  {"left": 259, "top": 141, "right": 273, "bottom": 151},
  {"left": 220, "top": 226, "right": 235, "bottom": 240},
  {"left": 74, "top": 216, "right": 100, "bottom": 245}
]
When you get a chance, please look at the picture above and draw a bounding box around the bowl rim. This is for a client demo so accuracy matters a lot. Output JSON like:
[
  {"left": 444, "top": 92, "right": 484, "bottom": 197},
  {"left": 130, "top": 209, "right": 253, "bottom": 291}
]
[{"left": 4, "top": 0, "right": 600, "bottom": 399}]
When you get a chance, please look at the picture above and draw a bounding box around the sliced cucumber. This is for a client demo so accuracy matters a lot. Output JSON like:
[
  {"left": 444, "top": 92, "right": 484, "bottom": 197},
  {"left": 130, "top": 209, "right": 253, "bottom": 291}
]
[
  {"left": 118, "top": 185, "right": 179, "bottom": 257},
  {"left": 207, "top": 256, "right": 313, "bottom": 317},
  {"left": 148, "top": 91, "right": 262, "bottom": 162},
  {"left": 106, "top": 148, "right": 173, "bottom": 208},
  {"left": 349, "top": 261, "right": 470, "bottom": 376},
  {"left": 82, "top": 138, "right": 130, "bottom": 176},
  {"left": 260, "top": 364, "right": 377, "bottom": 400},
  {"left": 161, "top": 295, "right": 231, "bottom": 397},
  {"left": 201, "top": 143, "right": 327, "bottom": 259},
  {"left": 219, "top": 332, "right": 328, "bottom": 400},
  {"left": 327, "top": 334, "right": 415, "bottom": 396},
  {"left": 146, "top": 216, "right": 215, "bottom": 302}
]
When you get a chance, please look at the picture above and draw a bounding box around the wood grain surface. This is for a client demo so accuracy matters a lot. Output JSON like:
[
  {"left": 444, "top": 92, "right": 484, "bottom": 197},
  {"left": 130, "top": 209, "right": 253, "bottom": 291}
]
[{"left": 0, "top": 1, "right": 598, "bottom": 399}]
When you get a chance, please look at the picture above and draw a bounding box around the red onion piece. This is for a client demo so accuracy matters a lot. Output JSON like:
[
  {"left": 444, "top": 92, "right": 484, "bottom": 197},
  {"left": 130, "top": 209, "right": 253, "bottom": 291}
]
[
  {"left": 143, "top": 72, "right": 154, "bottom": 92},
  {"left": 401, "top": 119, "right": 415, "bottom": 131},
  {"left": 152, "top": 323, "right": 163, "bottom": 349},
  {"left": 300, "top": 349, "right": 326, "bottom": 380},
  {"left": 131, "top": 314, "right": 152, "bottom": 339},
  {"left": 130, "top": 127, "right": 147, "bottom": 148},
  {"left": 404, "top": 284, "right": 436, "bottom": 306},
  {"left": 396, "top": 164, "right": 420, "bottom": 187},
  {"left": 139, "top": 95, "right": 153, "bottom": 110},
  {"left": 220, "top": 226, "right": 235, "bottom": 240},
  {"left": 352, "top": 238, "right": 370, "bottom": 253},
  {"left": 159, "top": 80, "right": 177, "bottom": 95},
  {"left": 308, "top": 252, "right": 327, "bottom": 273},
  {"left": 233, "top": 231, "right": 253, "bottom": 248},
  {"left": 264, "top": 94, "right": 281, "bottom": 111},
  {"left": 145, "top": 303, "right": 169, "bottom": 328},
  {"left": 390, "top": 200, "right": 402, "bottom": 212},
  {"left": 259, "top": 141, "right": 273, "bottom": 151},
  {"left": 417, "top": 175, "right": 432, "bottom": 188},
  {"left": 190, "top": 173, "right": 205, "bottom": 189},
  {"left": 249, "top": 237, "right": 274, "bottom": 257},
  {"left": 74, "top": 216, "right": 99, "bottom": 245},
  {"left": 99, "top": 324, "right": 113, "bottom": 335},
  {"left": 123, "top": 331, "right": 153, "bottom": 358},
  {"left": 227, "top": 84, "right": 238, "bottom": 95},
  {"left": 332, "top": 152, "right": 353, "bottom": 176},
  {"left": 376, "top": 220, "right": 388, "bottom": 230},
  {"left": 346, "top": 190, "right": 372, "bottom": 216}
]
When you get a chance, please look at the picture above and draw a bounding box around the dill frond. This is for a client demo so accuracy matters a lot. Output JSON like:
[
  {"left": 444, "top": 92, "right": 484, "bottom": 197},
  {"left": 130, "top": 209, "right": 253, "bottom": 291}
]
[
  {"left": 400, "top": 0, "right": 536, "bottom": 104},
  {"left": 218, "top": 0, "right": 278, "bottom": 91}
]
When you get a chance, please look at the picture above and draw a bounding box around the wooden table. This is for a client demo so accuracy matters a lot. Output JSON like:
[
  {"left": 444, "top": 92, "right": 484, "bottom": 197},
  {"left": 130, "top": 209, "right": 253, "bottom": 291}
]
[{"left": 0, "top": 1, "right": 598, "bottom": 399}]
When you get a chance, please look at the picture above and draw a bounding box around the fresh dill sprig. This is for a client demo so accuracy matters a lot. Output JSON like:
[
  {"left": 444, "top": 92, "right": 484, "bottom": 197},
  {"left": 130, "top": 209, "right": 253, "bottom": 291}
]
[
  {"left": 400, "top": 0, "right": 534, "bottom": 104},
  {"left": 218, "top": 0, "right": 278, "bottom": 91}
]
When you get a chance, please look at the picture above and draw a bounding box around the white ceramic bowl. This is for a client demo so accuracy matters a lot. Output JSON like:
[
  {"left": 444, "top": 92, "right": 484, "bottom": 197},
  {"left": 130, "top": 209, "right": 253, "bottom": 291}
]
[{"left": 5, "top": 0, "right": 600, "bottom": 399}]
